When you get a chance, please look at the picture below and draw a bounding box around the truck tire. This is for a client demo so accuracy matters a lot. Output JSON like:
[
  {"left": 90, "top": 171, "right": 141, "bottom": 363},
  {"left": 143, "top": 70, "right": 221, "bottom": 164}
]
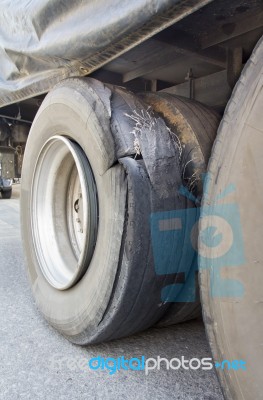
[
  {"left": 139, "top": 92, "right": 219, "bottom": 325},
  {"left": 199, "top": 36, "right": 263, "bottom": 399},
  {"left": 21, "top": 78, "right": 187, "bottom": 344},
  {"left": 1, "top": 188, "right": 12, "bottom": 199}
]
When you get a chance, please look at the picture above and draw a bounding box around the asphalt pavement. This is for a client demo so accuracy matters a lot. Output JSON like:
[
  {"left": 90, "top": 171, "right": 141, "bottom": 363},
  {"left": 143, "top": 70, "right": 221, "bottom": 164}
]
[{"left": 0, "top": 184, "right": 224, "bottom": 400}]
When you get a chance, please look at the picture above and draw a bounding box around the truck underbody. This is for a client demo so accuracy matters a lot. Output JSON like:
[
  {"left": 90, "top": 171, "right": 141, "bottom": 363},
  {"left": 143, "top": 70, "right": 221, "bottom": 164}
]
[
  {"left": 0, "top": 0, "right": 262, "bottom": 120},
  {"left": 0, "top": 1, "right": 262, "bottom": 399}
]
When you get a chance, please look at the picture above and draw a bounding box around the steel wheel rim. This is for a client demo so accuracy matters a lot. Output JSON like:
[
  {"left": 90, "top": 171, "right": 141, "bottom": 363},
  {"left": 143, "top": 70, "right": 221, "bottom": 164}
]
[{"left": 31, "top": 135, "right": 98, "bottom": 290}]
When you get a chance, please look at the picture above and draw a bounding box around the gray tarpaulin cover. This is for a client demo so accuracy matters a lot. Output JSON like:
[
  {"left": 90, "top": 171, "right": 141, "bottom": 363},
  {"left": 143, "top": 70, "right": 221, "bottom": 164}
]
[{"left": 0, "top": 0, "right": 209, "bottom": 106}]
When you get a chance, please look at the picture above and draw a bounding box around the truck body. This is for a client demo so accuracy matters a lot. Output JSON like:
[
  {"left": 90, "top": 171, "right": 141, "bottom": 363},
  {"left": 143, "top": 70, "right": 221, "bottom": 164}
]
[{"left": 1, "top": 1, "right": 263, "bottom": 399}]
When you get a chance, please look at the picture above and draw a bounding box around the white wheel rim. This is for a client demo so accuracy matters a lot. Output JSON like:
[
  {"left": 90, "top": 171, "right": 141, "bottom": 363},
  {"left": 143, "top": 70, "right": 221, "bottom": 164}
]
[{"left": 31, "top": 135, "right": 98, "bottom": 290}]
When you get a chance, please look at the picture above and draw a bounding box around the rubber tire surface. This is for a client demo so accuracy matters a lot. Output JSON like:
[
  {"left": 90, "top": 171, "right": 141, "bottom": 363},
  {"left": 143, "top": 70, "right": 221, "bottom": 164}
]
[
  {"left": 139, "top": 92, "right": 219, "bottom": 325},
  {"left": 139, "top": 93, "right": 219, "bottom": 200},
  {"left": 21, "top": 78, "right": 185, "bottom": 344},
  {"left": 199, "top": 36, "right": 263, "bottom": 400},
  {"left": 1, "top": 188, "right": 12, "bottom": 199}
]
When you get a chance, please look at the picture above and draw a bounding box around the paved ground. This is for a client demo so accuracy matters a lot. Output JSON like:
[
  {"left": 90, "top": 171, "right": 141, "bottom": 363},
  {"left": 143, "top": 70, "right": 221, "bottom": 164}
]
[{"left": 0, "top": 184, "right": 224, "bottom": 400}]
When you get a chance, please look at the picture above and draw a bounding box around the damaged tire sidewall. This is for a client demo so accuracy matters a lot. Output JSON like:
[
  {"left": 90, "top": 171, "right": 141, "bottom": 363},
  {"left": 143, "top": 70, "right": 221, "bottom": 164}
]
[{"left": 21, "top": 80, "right": 127, "bottom": 338}]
